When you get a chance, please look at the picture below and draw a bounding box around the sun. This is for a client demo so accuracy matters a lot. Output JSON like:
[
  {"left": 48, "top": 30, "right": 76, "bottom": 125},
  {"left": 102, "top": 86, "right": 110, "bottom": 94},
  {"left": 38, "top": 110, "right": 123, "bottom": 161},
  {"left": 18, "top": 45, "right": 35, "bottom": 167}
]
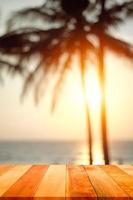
[{"left": 85, "top": 67, "right": 101, "bottom": 113}]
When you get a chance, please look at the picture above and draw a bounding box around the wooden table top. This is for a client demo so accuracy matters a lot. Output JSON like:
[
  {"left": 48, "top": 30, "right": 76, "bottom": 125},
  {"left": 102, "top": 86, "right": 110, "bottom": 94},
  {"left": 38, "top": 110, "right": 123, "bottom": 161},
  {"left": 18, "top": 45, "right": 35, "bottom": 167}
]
[{"left": 0, "top": 165, "right": 132, "bottom": 199}]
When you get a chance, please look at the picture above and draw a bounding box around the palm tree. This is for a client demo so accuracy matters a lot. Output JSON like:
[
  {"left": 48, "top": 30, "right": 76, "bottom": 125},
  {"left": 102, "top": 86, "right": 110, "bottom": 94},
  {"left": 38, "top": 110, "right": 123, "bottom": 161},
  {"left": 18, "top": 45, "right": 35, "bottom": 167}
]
[
  {"left": 92, "top": 0, "right": 133, "bottom": 164},
  {"left": 0, "top": 0, "right": 95, "bottom": 164},
  {"left": 0, "top": 0, "right": 133, "bottom": 164},
  {"left": 97, "top": 0, "right": 109, "bottom": 164}
]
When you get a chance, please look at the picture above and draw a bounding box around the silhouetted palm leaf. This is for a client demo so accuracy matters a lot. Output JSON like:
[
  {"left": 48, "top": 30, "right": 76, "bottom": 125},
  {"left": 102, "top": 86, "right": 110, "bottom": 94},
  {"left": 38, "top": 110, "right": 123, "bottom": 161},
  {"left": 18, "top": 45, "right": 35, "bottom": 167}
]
[
  {"left": 104, "top": 33, "right": 133, "bottom": 59},
  {"left": 0, "top": 0, "right": 133, "bottom": 164}
]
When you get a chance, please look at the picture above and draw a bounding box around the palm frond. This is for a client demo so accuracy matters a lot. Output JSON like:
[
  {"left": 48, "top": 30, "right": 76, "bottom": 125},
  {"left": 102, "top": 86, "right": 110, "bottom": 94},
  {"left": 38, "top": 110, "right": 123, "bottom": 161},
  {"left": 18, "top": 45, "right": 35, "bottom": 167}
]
[
  {"left": 107, "top": 0, "right": 133, "bottom": 18},
  {"left": 0, "top": 27, "right": 65, "bottom": 54},
  {"left": 0, "top": 0, "right": 132, "bottom": 109},
  {"left": 7, "top": 1, "right": 66, "bottom": 31},
  {"left": 51, "top": 53, "right": 72, "bottom": 112},
  {"left": 104, "top": 33, "right": 133, "bottom": 60}
]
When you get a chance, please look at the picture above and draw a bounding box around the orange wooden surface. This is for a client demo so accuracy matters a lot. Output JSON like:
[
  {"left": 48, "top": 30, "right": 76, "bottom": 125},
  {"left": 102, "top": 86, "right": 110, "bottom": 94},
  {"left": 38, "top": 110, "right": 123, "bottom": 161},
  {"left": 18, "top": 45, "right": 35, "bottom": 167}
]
[{"left": 0, "top": 165, "right": 132, "bottom": 199}]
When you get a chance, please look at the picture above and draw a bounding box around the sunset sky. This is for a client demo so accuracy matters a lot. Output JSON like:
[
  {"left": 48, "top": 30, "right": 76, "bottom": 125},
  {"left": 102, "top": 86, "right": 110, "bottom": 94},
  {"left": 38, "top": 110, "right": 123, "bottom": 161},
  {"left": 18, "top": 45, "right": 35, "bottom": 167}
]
[{"left": 0, "top": 0, "right": 133, "bottom": 142}]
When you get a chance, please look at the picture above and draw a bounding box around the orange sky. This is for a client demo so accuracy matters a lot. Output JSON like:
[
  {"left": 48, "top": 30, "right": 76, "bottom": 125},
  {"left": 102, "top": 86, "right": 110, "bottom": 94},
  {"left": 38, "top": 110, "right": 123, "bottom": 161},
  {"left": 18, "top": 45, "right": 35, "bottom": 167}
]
[
  {"left": 0, "top": 0, "right": 133, "bottom": 142},
  {"left": 0, "top": 55, "right": 133, "bottom": 141}
]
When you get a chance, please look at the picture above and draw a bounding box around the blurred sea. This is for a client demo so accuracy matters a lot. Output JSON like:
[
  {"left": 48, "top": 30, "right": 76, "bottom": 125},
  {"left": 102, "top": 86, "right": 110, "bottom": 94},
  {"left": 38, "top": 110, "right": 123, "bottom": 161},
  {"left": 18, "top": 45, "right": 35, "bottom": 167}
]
[{"left": 0, "top": 140, "right": 132, "bottom": 164}]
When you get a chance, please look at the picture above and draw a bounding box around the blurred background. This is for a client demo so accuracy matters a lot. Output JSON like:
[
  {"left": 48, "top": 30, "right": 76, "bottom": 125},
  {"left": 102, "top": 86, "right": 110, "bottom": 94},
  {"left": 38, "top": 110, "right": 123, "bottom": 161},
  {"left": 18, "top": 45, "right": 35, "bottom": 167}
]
[{"left": 0, "top": 0, "right": 133, "bottom": 164}]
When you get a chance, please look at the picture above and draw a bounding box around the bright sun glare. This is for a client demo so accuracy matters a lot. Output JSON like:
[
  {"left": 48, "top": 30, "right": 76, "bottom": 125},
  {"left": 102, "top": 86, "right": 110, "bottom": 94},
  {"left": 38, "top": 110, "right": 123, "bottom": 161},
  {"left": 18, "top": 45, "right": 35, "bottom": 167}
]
[
  {"left": 85, "top": 67, "right": 103, "bottom": 164},
  {"left": 85, "top": 67, "right": 101, "bottom": 113}
]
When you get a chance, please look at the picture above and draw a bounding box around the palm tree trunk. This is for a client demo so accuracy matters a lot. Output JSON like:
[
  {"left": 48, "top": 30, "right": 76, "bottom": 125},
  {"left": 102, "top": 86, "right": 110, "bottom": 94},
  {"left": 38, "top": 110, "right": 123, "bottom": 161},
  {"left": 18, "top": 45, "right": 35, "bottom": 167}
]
[
  {"left": 81, "top": 75, "right": 93, "bottom": 164},
  {"left": 79, "top": 58, "right": 93, "bottom": 165},
  {"left": 98, "top": 35, "right": 110, "bottom": 164}
]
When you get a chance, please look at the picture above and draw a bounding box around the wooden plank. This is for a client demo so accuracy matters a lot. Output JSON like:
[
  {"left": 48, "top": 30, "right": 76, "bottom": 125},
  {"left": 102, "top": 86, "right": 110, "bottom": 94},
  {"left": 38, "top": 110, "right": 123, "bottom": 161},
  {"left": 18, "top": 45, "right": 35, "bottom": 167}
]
[
  {"left": 3, "top": 165, "right": 48, "bottom": 197},
  {"left": 0, "top": 165, "right": 31, "bottom": 196},
  {"left": 85, "top": 165, "right": 128, "bottom": 199},
  {"left": 0, "top": 165, "right": 14, "bottom": 176},
  {"left": 118, "top": 165, "right": 133, "bottom": 177},
  {"left": 0, "top": 164, "right": 132, "bottom": 200},
  {"left": 35, "top": 165, "right": 66, "bottom": 198},
  {"left": 66, "top": 165, "right": 96, "bottom": 199},
  {"left": 100, "top": 165, "right": 133, "bottom": 197}
]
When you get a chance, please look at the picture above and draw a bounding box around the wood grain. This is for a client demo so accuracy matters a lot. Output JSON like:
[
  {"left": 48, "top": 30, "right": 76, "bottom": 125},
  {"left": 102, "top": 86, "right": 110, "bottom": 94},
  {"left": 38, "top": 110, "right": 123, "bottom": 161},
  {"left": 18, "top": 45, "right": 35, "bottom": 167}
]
[
  {"left": 66, "top": 165, "right": 96, "bottom": 199},
  {"left": 100, "top": 165, "right": 133, "bottom": 197},
  {"left": 0, "top": 165, "right": 31, "bottom": 196},
  {"left": 3, "top": 165, "right": 48, "bottom": 197},
  {"left": 0, "top": 165, "right": 132, "bottom": 200},
  {"left": 35, "top": 165, "right": 66, "bottom": 198},
  {"left": 118, "top": 165, "right": 133, "bottom": 177},
  {"left": 0, "top": 165, "right": 14, "bottom": 176},
  {"left": 85, "top": 165, "right": 128, "bottom": 199}
]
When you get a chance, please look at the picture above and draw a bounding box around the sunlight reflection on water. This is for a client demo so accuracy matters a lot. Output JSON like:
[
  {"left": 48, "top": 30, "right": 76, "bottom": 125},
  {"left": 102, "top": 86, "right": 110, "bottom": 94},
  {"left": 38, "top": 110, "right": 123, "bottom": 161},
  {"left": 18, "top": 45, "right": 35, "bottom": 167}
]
[
  {"left": 74, "top": 144, "right": 89, "bottom": 164},
  {"left": 93, "top": 142, "right": 104, "bottom": 164},
  {"left": 74, "top": 141, "right": 104, "bottom": 164},
  {"left": 0, "top": 141, "right": 132, "bottom": 164}
]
